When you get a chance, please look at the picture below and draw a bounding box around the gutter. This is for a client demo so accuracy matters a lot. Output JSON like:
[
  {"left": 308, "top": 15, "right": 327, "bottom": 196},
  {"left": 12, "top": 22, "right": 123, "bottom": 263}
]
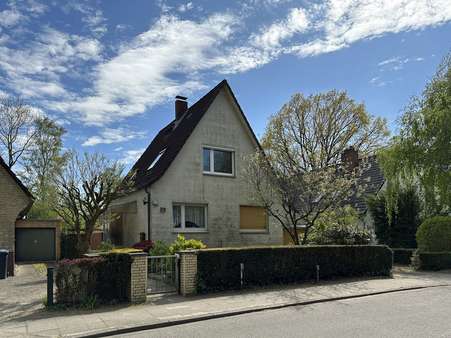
[{"left": 144, "top": 186, "right": 151, "bottom": 240}]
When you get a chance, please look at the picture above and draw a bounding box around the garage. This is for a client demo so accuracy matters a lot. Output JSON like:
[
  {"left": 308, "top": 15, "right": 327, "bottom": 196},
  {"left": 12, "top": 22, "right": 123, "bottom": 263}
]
[
  {"left": 15, "top": 220, "right": 61, "bottom": 262},
  {"left": 15, "top": 228, "right": 56, "bottom": 261}
]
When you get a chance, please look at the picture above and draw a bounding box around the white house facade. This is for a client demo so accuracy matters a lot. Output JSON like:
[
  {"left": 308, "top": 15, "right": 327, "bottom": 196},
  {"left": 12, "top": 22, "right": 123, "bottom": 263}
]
[{"left": 109, "top": 80, "right": 283, "bottom": 247}]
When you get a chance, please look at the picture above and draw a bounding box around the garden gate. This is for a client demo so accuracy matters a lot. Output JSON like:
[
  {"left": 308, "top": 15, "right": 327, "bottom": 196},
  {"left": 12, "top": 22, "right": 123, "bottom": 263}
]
[{"left": 147, "top": 255, "right": 179, "bottom": 294}]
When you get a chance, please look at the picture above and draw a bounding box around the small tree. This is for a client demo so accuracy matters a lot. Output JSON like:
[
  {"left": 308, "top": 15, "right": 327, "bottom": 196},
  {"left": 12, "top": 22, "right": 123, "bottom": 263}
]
[
  {"left": 379, "top": 53, "right": 451, "bottom": 216},
  {"left": 23, "top": 116, "right": 66, "bottom": 219},
  {"left": 0, "top": 96, "right": 37, "bottom": 168},
  {"left": 246, "top": 90, "right": 388, "bottom": 245},
  {"left": 54, "top": 151, "right": 126, "bottom": 254}
]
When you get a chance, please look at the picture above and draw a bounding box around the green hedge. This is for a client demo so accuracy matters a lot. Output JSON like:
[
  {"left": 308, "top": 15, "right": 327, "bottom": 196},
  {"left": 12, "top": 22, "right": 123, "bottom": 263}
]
[
  {"left": 196, "top": 245, "right": 392, "bottom": 293},
  {"left": 56, "top": 253, "right": 132, "bottom": 305},
  {"left": 413, "top": 251, "right": 451, "bottom": 271},
  {"left": 416, "top": 216, "right": 451, "bottom": 252},
  {"left": 392, "top": 248, "right": 415, "bottom": 265}
]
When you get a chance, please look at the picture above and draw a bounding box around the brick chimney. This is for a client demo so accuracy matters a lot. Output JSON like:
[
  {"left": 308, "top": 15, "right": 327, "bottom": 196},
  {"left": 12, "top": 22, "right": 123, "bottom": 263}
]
[
  {"left": 341, "top": 146, "right": 359, "bottom": 170},
  {"left": 175, "top": 96, "right": 188, "bottom": 120}
]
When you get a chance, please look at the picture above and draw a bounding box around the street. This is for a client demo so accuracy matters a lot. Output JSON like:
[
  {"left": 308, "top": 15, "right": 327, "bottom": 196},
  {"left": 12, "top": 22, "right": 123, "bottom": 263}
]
[{"left": 117, "top": 286, "right": 451, "bottom": 338}]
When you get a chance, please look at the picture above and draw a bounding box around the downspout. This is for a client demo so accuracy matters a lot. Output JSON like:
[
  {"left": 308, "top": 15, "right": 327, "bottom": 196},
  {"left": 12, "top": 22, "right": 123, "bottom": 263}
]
[{"left": 144, "top": 186, "right": 151, "bottom": 240}]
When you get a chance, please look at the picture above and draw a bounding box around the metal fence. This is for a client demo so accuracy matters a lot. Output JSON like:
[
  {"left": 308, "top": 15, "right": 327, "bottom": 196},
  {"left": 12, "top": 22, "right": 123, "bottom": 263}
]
[{"left": 147, "top": 255, "right": 179, "bottom": 294}]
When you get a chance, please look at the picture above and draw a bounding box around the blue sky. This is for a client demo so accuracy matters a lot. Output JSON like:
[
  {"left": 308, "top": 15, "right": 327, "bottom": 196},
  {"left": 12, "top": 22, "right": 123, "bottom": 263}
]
[{"left": 0, "top": 0, "right": 450, "bottom": 167}]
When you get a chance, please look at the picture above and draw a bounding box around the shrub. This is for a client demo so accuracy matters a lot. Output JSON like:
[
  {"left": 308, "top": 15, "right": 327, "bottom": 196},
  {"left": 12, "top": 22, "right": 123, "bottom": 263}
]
[
  {"left": 367, "top": 188, "right": 421, "bottom": 248},
  {"left": 196, "top": 245, "right": 392, "bottom": 293},
  {"left": 98, "top": 240, "right": 114, "bottom": 252},
  {"left": 169, "top": 235, "right": 206, "bottom": 254},
  {"left": 149, "top": 240, "right": 170, "bottom": 256},
  {"left": 309, "top": 207, "right": 370, "bottom": 245},
  {"left": 392, "top": 248, "right": 415, "bottom": 265},
  {"left": 55, "top": 253, "right": 132, "bottom": 306},
  {"left": 412, "top": 251, "right": 451, "bottom": 271},
  {"left": 416, "top": 216, "right": 451, "bottom": 252},
  {"left": 132, "top": 240, "right": 154, "bottom": 253},
  {"left": 309, "top": 224, "right": 371, "bottom": 245}
]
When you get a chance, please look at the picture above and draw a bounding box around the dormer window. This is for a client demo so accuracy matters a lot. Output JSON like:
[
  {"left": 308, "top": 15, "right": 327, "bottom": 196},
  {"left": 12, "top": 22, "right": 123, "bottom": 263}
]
[
  {"left": 203, "top": 147, "right": 234, "bottom": 176},
  {"left": 148, "top": 149, "right": 166, "bottom": 170}
]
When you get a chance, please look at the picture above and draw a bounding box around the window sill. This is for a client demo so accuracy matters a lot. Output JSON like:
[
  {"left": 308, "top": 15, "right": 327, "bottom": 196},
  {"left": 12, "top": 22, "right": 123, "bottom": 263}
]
[
  {"left": 172, "top": 229, "right": 208, "bottom": 234},
  {"left": 240, "top": 230, "right": 269, "bottom": 234},
  {"left": 203, "top": 172, "right": 235, "bottom": 178}
]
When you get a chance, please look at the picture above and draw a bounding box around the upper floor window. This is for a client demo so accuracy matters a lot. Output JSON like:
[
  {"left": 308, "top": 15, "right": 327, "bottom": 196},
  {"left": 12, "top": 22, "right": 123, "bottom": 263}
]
[{"left": 203, "top": 147, "right": 234, "bottom": 176}]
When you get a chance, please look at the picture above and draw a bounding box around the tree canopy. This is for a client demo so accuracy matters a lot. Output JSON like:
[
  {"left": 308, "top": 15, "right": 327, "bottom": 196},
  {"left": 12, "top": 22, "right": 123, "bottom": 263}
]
[
  {"left": 379, "top": 54, "right": 451, "bottom": 216},
  {"left": 247, "top": 90, "right": 389, "bottom": 245}
]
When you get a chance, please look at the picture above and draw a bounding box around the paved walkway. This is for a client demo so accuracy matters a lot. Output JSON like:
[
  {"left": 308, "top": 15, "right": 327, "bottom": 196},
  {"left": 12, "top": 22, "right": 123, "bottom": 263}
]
[{"left": 1, "top": 267, "right": 451, "bottom": 337}]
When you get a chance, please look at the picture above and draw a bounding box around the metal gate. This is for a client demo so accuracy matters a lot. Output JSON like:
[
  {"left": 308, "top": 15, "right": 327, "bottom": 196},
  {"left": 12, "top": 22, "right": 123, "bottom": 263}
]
[{"left": 147, "top": 255, "right": 179, "bottom": 294}]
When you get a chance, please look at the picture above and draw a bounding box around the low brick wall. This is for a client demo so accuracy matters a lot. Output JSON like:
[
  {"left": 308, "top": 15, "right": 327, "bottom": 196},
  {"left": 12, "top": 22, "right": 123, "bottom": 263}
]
[{"left": 129, "top": 252, "right": 148, "bottom": 303}]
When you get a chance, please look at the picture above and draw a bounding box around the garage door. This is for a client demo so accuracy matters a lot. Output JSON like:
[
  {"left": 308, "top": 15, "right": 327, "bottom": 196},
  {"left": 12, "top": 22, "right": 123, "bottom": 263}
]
[{"left": 16, "top": 228, "right": 56, "bottom": 261}]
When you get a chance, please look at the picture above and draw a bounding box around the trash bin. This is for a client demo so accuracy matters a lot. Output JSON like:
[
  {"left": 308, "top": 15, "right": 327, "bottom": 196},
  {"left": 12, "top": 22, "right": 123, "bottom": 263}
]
[{"left": 0, "top": 249, "right": 9, "bottom": 279}]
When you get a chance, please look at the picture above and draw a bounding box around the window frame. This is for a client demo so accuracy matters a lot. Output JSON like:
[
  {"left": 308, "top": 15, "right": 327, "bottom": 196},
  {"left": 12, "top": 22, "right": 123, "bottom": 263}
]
[
  {"left": 239, "top": 205, "right": 269, "bottom": 234},
  {"left": 172, "top": 203, "right": 208, "bottom": 233},
  {"left": 202, "top": 146, "right": 235, "bottom": 177}
]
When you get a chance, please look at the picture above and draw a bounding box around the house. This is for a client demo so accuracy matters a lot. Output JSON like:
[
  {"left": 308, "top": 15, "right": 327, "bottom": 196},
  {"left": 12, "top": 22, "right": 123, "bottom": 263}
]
[
  {"left": 0, "top": 155, "right": 33, "bottom": 276},
  {"left": 109, "top": 80, "right": 282, "bottom": 247}
]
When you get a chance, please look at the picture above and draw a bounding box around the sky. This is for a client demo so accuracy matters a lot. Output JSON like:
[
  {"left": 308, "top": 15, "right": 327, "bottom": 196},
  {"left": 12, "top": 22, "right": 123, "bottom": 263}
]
[{"left": 0, "top": 0, "right": 450, "bottom": 168}]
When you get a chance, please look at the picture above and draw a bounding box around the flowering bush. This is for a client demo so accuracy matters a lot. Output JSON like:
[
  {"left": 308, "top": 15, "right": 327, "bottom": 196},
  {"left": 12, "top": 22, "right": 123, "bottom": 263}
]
[
  {"left": 132, "top": 240, "right": 154, "bottom": 252},
  {"left": 169, "top": 235, "right": 206, "bottom": 254}
]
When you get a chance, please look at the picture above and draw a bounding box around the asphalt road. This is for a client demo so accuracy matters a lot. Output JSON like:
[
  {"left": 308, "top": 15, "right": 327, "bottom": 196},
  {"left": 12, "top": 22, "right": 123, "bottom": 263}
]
[{"left": 115, "top": 286, "right": 451, "bottom": 338}]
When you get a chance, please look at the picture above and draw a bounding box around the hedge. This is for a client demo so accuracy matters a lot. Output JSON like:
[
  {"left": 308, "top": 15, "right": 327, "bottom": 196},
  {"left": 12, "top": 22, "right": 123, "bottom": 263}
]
[
  {"left": 392, "top": 248, "right": 415, "bottom": 265},
  {"left": 196, "top": 245, "right": 392, "bottom": 293},
  {"left": 56, "top": 253, "right": 132, "bottom": 305},
  {"left": 416, "top": 216, "right": 451, "bottom": 252},
  {"left": 412, "top": 251, "right": 451, "bottom": 271}
]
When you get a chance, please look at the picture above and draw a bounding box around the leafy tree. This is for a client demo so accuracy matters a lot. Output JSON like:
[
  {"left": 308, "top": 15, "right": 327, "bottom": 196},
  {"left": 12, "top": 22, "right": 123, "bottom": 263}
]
[
  {"left": 22, "top": 116, "right": 66, "bottom": 219},
  {"left": 246, "top": 90, "right": 389, "bottom": 245},
  {"left": 379, "top": 53, "right": 451, "bottom": 216},
  {"left": 0, "top": 96, "right": 36, "bottom": 168},
  {"left": 54, "top": 151, "right": 126, "bottom": 254}
]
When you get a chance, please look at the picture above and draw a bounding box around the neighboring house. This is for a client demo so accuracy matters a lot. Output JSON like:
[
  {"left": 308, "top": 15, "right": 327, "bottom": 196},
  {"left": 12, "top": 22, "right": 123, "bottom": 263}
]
[
  {"left": 0, "top": 156, "right": 33, "bottom": 276},
  {"left": 109, "top": 80, "right": 282, "bottom": 247}
]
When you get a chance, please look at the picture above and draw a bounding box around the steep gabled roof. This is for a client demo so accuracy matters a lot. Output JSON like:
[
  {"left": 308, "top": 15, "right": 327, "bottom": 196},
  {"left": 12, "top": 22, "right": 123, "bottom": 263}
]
[
  {"left": 129, "top": 79, "right": 261, "bottom": 189},
  {"left": 349, "top": 156, "right": 385, "bottom": 214},
  {"left": 0, "top": 155, "right": 33, "bottom": 199}
]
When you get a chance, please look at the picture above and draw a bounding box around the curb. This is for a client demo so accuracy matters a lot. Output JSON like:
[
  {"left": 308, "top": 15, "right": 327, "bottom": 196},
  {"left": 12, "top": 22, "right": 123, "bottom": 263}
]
[{"left": 82, "top": 284, "right": 449, "bottom": 338}]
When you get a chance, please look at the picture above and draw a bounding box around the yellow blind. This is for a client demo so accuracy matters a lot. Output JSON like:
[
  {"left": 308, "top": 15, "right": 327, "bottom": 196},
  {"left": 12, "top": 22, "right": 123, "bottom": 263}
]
[{"left": 240, "top": 206, "right": 267, "bottom": 230}]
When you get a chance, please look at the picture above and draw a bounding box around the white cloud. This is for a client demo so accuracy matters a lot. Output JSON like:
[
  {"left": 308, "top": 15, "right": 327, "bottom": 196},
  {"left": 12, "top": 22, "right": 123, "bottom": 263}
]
[
  {"left": 378, "top": 56, "right": 425, "bottom": 70},
  {"left": 291, "top": 0, "right": 451, "bottom": 57},
  {"left": 82, "top": 127, "right": 146, "bottom": 146},
  {"left": 178, "top": 2, "right": 194, "bottom": 12},
  {"left": 0, "top": 9, "right": 25, "bottom": 27},
  {"left": 65, "top": 14, "right": 237, "bottom": 125},
  {"left": 119, "top": 148, "right": 145, "bottom": 165}
]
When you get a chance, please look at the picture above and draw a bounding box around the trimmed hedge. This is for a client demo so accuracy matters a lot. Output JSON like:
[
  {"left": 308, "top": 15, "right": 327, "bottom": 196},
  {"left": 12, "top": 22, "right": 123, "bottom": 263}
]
[
  {"left": 196, "top": 245, "right": 392, "bottom": 293},
  {"left": 416, "top": 216, "right": 451, "bottom": 252},
  {"left": 56, "top": 253, "right": 132, "bottom": 305},
  {"left": 412, "top": 251, "right": 451, "bottom": 271},
  {"left": 392, "top": 248, "right": 415, "bottom": 265}
]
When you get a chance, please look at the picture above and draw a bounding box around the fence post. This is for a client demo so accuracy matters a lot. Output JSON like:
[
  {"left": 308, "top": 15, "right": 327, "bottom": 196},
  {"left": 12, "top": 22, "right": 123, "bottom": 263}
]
[
  {"left": 47, "top": 267, "right": 54, "bottom": 306},
  {"left": 175, "top": 253, "right": 180, "bottom": 294},
  {"left": 240, "top": 263, "right": 244, "bottom": 288}
]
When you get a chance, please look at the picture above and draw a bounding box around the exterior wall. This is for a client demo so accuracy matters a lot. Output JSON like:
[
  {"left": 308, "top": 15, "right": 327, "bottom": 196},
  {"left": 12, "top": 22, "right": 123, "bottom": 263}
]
[
  {"left": 149, "top": 88, "right": 282, "bottom": 247},
  {"left": 0, "top": 165, "right": 32, "bottom": 275},
  {"left": 108, "top": 189, "right": 147, "bottom": 246},
  {"left": 15, "top": 219, "right": 61, "bottom": 260}
]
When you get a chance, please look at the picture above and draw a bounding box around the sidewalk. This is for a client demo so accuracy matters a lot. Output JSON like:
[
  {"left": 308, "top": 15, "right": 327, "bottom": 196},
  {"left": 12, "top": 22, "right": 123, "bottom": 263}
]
[{"left": 2, "top": 268, "right": 451, "bottom": 338}]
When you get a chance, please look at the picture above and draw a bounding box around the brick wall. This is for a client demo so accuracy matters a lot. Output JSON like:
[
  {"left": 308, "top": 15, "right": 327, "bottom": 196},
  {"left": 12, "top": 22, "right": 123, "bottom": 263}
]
[
  {"left": 0, "top": 165, "right": 32, "bottom": 276},
  {"left": 179, "top": 251, "right": 198, "bottom": 296},
  {"left": 129, "top": 252, "right": 148, "bottom": 303}
]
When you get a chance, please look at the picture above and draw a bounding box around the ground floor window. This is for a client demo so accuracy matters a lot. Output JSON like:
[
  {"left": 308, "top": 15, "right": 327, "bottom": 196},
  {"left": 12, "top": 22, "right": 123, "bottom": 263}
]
[
  {"left": 240, "top": 205, "right": 268, "bottom": 232},
  {"left": 173, "top": 204, "right": 207, "bottom": 231}
]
